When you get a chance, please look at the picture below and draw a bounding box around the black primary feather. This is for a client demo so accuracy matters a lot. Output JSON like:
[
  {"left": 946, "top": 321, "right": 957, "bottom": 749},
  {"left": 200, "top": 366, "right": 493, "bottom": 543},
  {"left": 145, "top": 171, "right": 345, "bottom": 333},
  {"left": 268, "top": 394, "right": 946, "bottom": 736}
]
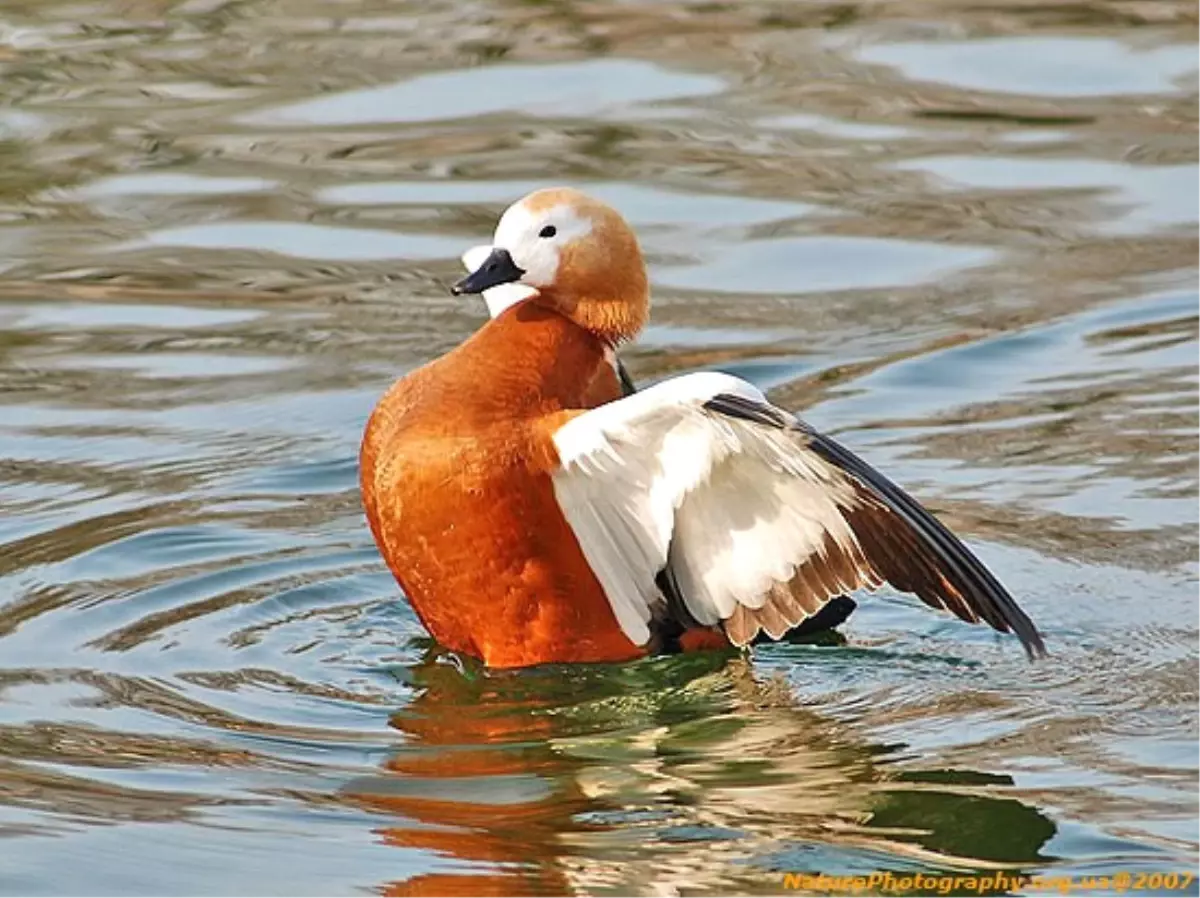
[{"left": 703, "top": 392, "right": 1046, "bottom": 659}]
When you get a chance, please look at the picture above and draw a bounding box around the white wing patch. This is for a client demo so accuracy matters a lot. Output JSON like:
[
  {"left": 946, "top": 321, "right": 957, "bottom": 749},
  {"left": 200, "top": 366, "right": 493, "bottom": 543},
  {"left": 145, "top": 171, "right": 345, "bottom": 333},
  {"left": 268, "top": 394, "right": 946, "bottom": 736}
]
[
  {"left": 550, "top": 372, "right": 861, "bottom": 646},
  {"left": 461, "top": 244, "right": 537, "bottom": 318},
  {"left": 669, "top": 429, "right": 858, "bottom": 623}
]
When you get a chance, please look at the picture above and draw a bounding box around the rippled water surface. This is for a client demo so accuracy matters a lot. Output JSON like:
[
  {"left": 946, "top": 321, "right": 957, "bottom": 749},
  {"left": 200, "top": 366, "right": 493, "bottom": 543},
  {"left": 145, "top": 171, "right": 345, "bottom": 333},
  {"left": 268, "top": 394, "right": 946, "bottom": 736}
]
[{"left": 0, "top": 1, "right": 1197, "bottom": 894}]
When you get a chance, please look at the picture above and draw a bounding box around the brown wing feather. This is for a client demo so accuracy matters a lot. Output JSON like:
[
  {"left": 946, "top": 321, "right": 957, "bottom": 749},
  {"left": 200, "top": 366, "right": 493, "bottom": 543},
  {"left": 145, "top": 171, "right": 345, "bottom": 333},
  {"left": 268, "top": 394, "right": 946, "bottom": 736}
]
[
  {"left": 700, "top": 393, "right": 1046, "bottom": 658},
  {"left": 727, "top": 531, "right": 879, "bottom": 646}
]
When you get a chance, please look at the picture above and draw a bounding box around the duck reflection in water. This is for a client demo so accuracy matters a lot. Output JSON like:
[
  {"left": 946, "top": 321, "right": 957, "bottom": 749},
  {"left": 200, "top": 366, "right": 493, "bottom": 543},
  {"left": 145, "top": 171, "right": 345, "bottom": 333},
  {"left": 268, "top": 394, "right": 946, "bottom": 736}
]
[{"left": 340, "top": 643, "right": 1055, "bottom": 896}]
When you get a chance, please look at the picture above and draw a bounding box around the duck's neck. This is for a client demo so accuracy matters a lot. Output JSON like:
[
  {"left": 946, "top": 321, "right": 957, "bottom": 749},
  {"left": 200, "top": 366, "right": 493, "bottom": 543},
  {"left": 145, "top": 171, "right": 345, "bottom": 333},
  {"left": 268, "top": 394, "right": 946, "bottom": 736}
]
[
  {"left": 454, "top": 300, "right": 611, "bottom": 413},
  {"left": 532, "top": 285, "right": 648, "bottom": 348}
]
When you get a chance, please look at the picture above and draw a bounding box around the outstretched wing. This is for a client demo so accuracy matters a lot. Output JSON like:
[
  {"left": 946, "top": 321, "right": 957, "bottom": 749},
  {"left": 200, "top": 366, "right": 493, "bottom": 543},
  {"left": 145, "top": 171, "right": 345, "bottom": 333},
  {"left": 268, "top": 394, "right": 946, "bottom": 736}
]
[{"left": 547, "top": 371, "right": 1045, "bottom": 657}]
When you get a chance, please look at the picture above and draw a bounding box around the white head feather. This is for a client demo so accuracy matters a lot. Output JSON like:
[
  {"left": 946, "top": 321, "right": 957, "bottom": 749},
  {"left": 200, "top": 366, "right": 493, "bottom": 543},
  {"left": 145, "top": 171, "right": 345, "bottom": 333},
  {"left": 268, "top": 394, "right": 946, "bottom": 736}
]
[{"left": 460, "top": 197, "right": 595, "bottom": 318}]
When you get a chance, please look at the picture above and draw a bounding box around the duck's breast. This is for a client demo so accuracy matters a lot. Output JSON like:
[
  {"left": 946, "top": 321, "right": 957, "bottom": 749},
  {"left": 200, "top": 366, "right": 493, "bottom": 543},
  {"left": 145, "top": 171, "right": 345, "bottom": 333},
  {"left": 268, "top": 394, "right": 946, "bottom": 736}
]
[{"left": 359, "top": 304, "right": 640, "bottom": 666}]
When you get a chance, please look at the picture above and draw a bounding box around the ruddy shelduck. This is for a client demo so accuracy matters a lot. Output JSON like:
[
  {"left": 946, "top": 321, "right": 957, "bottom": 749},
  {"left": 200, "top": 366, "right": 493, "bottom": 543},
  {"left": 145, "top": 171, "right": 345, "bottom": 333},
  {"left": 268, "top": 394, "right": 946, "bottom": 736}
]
[{"left": 360, "top": 187, "right": 1046, "bottom": 668}]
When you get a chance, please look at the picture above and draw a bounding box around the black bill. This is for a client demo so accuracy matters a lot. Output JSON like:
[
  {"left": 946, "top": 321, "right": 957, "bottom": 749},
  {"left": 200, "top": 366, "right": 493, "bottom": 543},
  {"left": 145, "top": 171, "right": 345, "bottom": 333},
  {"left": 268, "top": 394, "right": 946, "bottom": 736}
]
[{"left": 451, "top": 248, "right": 524, "bottom": 295}]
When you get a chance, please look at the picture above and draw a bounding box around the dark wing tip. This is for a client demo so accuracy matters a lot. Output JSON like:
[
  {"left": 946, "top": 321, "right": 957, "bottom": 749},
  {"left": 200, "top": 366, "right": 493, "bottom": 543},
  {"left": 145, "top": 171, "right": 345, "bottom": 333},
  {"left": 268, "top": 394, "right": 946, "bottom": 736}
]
[
  {"left": 806, "top": 430, "right": 1047, "bottom": 661},
  {"left": 703, "top": 392, "right": 1047, "bottom": 661}
]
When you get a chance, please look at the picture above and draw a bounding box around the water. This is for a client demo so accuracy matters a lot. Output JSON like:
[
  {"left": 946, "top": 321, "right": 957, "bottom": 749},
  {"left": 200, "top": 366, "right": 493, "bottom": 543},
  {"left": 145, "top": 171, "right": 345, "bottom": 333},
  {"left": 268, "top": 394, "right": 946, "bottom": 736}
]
[{"left": 0, "top": 0, "right": 1196, "bottom": 894}]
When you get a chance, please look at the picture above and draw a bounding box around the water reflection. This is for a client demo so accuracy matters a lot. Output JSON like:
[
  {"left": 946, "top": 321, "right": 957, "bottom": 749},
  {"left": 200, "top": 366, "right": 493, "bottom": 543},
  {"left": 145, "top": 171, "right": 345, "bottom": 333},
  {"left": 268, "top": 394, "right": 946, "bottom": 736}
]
[
  {"left": 854, "top": 38, "right": 1197, "bottom": 98},
  {"left": 654, "top": 235, "right": 994, "bottom": 294},
  {"left": 243, "top": 59, "right": 726, "bottom": 127},
  {"left": 894, "top": 157, "right": 1199, "bottom": 234},
  {"left": 346, "top": 650, "right": 1057, "bottom": 895}
]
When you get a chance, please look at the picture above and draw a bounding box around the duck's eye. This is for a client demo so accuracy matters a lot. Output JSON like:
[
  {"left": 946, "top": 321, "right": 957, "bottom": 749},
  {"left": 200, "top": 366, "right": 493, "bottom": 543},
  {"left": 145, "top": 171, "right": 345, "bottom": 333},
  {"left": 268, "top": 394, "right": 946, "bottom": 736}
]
[{"left": 538, "top": 225, "right": 557, "bottom": 239}]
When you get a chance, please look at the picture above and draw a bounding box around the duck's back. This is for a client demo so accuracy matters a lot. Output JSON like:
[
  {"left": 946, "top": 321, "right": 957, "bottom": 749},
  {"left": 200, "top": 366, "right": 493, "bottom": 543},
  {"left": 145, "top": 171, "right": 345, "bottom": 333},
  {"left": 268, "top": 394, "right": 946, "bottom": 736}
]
[{"left": 360, "top": 303, "right": 640, "bottom": 667}]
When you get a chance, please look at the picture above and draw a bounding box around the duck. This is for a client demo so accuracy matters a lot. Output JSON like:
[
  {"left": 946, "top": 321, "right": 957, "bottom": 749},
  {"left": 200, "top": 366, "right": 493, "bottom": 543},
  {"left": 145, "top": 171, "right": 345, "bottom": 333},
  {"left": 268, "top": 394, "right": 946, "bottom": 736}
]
[{"left": 359, "top": 187, "right": 1046, "bottom": 669}]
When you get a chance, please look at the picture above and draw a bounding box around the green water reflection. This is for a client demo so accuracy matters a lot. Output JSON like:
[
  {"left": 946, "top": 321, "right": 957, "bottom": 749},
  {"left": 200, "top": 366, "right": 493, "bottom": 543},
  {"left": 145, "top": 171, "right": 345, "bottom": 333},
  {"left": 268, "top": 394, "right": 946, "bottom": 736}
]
[{"left": 343, "top": 649, "right": 1056, "bottom": 895}]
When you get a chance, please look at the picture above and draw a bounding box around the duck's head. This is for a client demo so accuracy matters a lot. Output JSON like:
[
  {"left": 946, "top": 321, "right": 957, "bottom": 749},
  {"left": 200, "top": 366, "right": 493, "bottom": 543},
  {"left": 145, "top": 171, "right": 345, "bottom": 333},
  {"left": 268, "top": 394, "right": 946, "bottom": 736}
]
[{"left": 453, "top": 187, "right": 649, "bottom": 344}]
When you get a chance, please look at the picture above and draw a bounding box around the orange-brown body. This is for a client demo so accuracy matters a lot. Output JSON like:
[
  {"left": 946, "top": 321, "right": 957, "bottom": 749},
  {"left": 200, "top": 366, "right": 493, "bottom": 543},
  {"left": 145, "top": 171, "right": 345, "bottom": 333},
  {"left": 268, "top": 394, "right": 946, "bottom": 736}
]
[{"left": 361, "top": 302, "right": 649, "bottom": 668}]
